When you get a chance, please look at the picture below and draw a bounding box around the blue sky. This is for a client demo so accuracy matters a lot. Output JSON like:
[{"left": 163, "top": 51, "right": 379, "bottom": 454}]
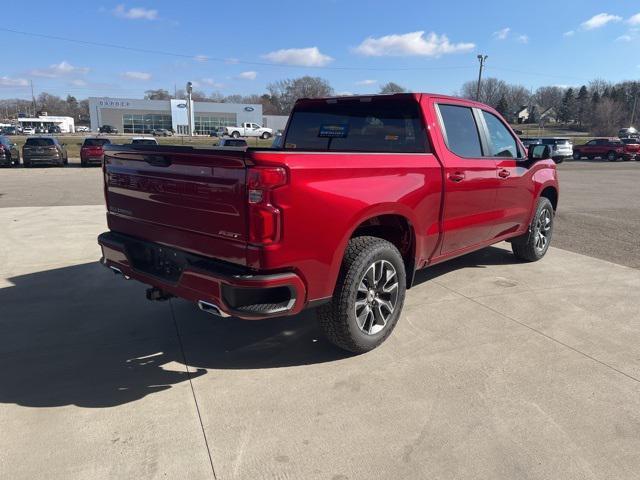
[{"left": 1, "top": 0, "right": 639, "bottom": 100}]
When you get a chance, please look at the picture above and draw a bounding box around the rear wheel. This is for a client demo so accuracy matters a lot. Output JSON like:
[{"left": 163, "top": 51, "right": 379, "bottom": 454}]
[
  {"left": 512, "top": 197, "right": 554, "bottom": 262},
  {"left": 261, "top": 132, "right": 271, "bottom": 140},
  {"left": 607, "top": 151, "right": 618, "bottom": 162},
  {"left": 572, "top": 152, "right": 581, "bottom": 160},
  {"left": 231, "top": 131, "right": 240, "bottom": 138},
  {"left": 317, "top": 236, "right": 406, "bottom": 353}
]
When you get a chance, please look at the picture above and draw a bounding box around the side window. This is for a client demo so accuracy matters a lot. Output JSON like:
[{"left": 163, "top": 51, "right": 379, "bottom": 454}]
[
  {"left": 586, "top": 140, "right": 596, "bottom": 146},
  {"left": 481, "top": 111, "right": 519, "bottom": 158},
  {"left": 437, "top": 104, "right": 483, "bottom": 157}
]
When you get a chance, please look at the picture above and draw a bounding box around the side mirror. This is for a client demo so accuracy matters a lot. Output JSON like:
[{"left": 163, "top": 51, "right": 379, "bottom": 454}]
[{"left": 528, "top": 144, "right": 551, "bottom": 162}]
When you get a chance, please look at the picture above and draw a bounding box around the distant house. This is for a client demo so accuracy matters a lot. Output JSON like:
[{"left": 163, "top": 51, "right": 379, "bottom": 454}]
[{"left": 514, "top": 105, "right": 559, "bottom": 124}]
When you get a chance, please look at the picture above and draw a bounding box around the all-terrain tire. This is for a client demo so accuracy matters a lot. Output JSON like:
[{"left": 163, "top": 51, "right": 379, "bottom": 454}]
[
  {"left": 512, "top": 197, "right": 554, "bottom": 262},
  {"left": 317, "top": 236, "right": 406, "bottom": 353}
]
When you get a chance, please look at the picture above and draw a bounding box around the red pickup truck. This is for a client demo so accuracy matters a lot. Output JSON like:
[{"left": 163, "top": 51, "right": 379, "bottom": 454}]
[{"left": 98, "top": 93, "right": 558, "bottom": 353}]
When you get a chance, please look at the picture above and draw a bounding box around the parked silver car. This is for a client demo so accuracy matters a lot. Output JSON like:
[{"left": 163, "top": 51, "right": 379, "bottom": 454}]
[{"left": 521, "top": 137, "right": 572, "bottom": 163}]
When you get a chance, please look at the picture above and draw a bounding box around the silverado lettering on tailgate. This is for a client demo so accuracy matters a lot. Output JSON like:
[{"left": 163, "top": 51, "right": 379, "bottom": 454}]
[{"left": 108, "top": 172, "right": 215, "bottom": 200}]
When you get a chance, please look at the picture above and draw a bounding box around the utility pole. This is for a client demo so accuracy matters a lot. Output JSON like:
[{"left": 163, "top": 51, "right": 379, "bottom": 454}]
[
  {"left": 30, "top": 80, "right": 36, "bottom": 116},
  {"left": 630, "top": 94, "right": 638, "bottom": 127},
  {"left": 186, "top": 81, "right": 193, "bottom": 136},
  {"left": 476, "top": 55, "right": 488, "bottom": 102}
]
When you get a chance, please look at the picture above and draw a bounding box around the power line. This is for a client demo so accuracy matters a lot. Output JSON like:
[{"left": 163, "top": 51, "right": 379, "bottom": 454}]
[{"left": 0, "top": 27, "right": 476, "bottom": 72}]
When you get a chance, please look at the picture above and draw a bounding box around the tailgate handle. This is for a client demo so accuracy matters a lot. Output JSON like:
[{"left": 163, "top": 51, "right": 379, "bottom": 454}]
[{"left": 144, "top": 155, "right": 172, "bottom": 167}]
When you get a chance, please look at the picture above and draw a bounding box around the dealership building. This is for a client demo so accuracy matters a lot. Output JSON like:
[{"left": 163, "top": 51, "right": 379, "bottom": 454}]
[{"left": 88, "top": 97, "right": 265, "bottom": 135}]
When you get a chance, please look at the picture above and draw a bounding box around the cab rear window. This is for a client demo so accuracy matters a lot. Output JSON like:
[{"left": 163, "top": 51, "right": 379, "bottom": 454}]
[
  {"left": 283, "top": 97, "right": 429, "bottom": 153},
  {"left": 83, "top": 138, "right": 111, "bottom": 147}
]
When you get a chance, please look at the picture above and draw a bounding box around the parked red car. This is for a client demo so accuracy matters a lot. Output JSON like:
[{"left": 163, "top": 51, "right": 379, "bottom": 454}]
[
  {"left": 620, "top": 138, "right": 640, "bottom": 160},
  {"left": 572, "top": 138, "right": 628, "bottom": 161},
  {"left": 80, "top": 137, "right": 111, "bottom": 167},
  {"left": 98, "top": 93, "right": 559, "bottom": 352}
]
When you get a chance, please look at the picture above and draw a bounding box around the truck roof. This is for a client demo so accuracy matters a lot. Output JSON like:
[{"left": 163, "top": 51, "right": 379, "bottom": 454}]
[{"left": 294, "top": 92, "right": 494, "bottom": 110}]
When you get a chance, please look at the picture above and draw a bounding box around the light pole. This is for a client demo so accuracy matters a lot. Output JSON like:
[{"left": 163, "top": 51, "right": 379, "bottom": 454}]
[
  {"left": 476, "top": 54, "right": 488, "bottom": 102},
  {"left": 186, "top": 81, "right": 193, "bottom": 136}
]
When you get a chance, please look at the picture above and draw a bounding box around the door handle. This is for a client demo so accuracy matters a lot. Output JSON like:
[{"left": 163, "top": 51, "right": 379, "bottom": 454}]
[
  {"left": 449, "top": 172, "right": 465, "bottom": 182},
  {"left": 498, "top": 169, "right": 511, "bottom": 178}
]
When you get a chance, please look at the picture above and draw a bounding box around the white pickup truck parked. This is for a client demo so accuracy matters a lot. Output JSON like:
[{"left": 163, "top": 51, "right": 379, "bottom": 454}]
[{"left": 217, "top": 123, "right": 273, "bottom": 139}]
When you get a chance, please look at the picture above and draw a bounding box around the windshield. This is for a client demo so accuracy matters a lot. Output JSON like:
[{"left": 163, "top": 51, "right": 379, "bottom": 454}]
[
  {"left": 621, "top": 138, "right": 638, "bottom": 144},
  {"left": 131, "top": 139, "right": 157, "bottom": 145},
  {"left": 25, "top": 138, "right": 55, "bottom": 146},
  {"left": 541, "top": 138, "right": 570, "bottom": 145},
  {"left": 284, "top": 96, "right": 429, "bottom": 153}
]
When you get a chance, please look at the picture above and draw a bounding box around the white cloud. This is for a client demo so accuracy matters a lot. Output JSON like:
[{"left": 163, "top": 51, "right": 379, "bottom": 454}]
[
  {"left": 113, "top": 4, "right": 158, "bottom": 20},
  {"left": 70, "top": 79, "right": 88, "bottom": 86},
  {"left": 581, "top": 13, "right": 622, "bottom": 30},
  {"left": 627, "top": 13, "right": 640, "bottom": 25},
  {"left": 356, "top": 79, "right": 377, "bottom": 86},
  {"left": 200, "top": 78, "right": 225, "bottom": 88},
  {"left": 353, "top": 31, "right": 475, "bottom": 57},
  {"left": 517, "top": 34, "right": 529, "bottom": 44},
  {"left": 121, "top": 71, "right": 152, "bottom": 81},
  {"left": 492, "top": 27, "right": 510, "bottom": 40},
  {"left": 225, "top": 58, "right": 239, "bottom": 64},
  {"left": 237, "top": 71, "right": 257, "bottom": 80},
  {"left": 194, "top": 55, "right": 208, "bottom": 63},
  {"left": 30, "top": 61, "right": 89, "bottom": 78},
  {"left": 262, "top": 47, "right": 333, "bottom": 66},
  {"left": 564, "top": 30, "right": 575, "bottom": 37},
  {"left": 0, "top": 76, "right": 28, "bottom": 87},
  {"left": 336, "top": 92, "right": 354, "bottom": 96},
  {"left": 617, "top": 29, "right": 639, "bottom": 42}
]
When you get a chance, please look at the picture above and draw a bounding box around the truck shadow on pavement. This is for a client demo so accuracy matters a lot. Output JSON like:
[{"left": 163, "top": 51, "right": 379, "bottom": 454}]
[
  {"left": 0, "top": 262, "right": 350, "bottom": 408},
  {"left": 0, "top": 246, "right": 518, "bottom": 409},
  {"left": 413, "top": 245, "right": 521, "bottom": 286}
]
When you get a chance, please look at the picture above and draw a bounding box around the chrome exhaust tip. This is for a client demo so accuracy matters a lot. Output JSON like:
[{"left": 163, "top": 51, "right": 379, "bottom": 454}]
[
  {"left": 197, "top": 300, "right": 230, "bottom": 317},
  {"left": 109, "top": 265, "right": 130, "bottom": 280}
]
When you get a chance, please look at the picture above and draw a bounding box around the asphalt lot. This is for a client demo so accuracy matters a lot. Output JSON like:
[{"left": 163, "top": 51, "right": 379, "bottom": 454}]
[
  {"left": 1, "top": 159, "right": 640, "bottom": 479},
  {"left": 1, "top": 158, "right": 639, "bottom": 269}
]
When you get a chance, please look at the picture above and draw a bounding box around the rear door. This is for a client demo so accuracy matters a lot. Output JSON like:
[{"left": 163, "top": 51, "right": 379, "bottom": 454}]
[
  {"left": 432, "top": 101, "right": 499, "bottom": 254},
  {"left": 104, "top": 145, "right": 249, "bottom": 264}
]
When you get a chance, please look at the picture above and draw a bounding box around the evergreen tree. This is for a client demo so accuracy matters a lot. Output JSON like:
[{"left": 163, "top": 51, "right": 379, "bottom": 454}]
[
  {"left": 495, "top": 96, "right": 509, "bottom": 119},
  {"left": 560, "top": 88, "right": 576, "bottom": 124},
  {"left": 576, "top": 86, "right": 588, "bottom": 127}
]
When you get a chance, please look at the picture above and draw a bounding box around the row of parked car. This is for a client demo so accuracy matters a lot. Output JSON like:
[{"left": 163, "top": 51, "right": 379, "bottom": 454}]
[
  {"left": 0, "top": 135, "right": 166, "bottom": 168},
  {"left": 520, "top": 136, "right": 640, "bottom": 162}
]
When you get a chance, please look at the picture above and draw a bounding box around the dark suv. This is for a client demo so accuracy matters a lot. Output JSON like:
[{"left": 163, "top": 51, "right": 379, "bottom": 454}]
[
  {"left": 0, "top": 135, "right": 20, "bottom": 167},
  {"left": 99, "top": 125, "right": 118, "bottom": 134},
  {"left": 22, "top": 137, "right": 68, "bottom": 167}
]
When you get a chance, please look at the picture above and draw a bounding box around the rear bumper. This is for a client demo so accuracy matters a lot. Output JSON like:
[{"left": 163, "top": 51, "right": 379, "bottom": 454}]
[
  {"left": 98, "top": 231, "right": 307, "bottom": 319},
  {"left": 81, "top": 156, "right": 103, "bottom": 164},
  {"left": 24, "top": 156, "right": 62, "bottom": 163}
]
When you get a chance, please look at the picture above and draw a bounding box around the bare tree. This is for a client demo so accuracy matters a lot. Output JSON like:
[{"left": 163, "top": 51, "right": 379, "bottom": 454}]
[
  {"left": 144, "top": 89, "right": 171, "bottom": 100},
  {"left": 534, "top": 86, "right": 564, "bottom": 112},
  {"left": 379, "top": 82, "right": 407, "bottom": 94},
  {"left": 267, "top": 76, "right": 334, "bottom": 114},
  {"left": 590, "top": 98, "right": 626, "bottom": 135}
]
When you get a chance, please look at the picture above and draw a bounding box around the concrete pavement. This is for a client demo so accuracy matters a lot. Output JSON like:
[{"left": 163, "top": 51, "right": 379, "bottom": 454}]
[{"left": 1, "top": 205, "right": 639, "bottom": 479}]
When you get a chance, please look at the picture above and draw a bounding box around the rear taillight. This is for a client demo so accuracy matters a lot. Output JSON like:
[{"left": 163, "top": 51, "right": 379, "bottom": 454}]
[{"left": 247, "top": 166, "right": 287, "bottom": 245}]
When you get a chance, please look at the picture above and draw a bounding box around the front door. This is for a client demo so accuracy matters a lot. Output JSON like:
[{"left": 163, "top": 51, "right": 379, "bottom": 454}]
[
  {"left": 478, "top": 109, "right": 535, "bottom": 238},
  {"left": 432, "top": 102, "right": 499, "bottom": 255}
]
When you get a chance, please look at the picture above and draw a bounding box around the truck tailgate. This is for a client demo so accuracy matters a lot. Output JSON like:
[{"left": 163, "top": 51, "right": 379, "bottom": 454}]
[{"left": 103, "top": 145, "right": 248, "bottom": 265}]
